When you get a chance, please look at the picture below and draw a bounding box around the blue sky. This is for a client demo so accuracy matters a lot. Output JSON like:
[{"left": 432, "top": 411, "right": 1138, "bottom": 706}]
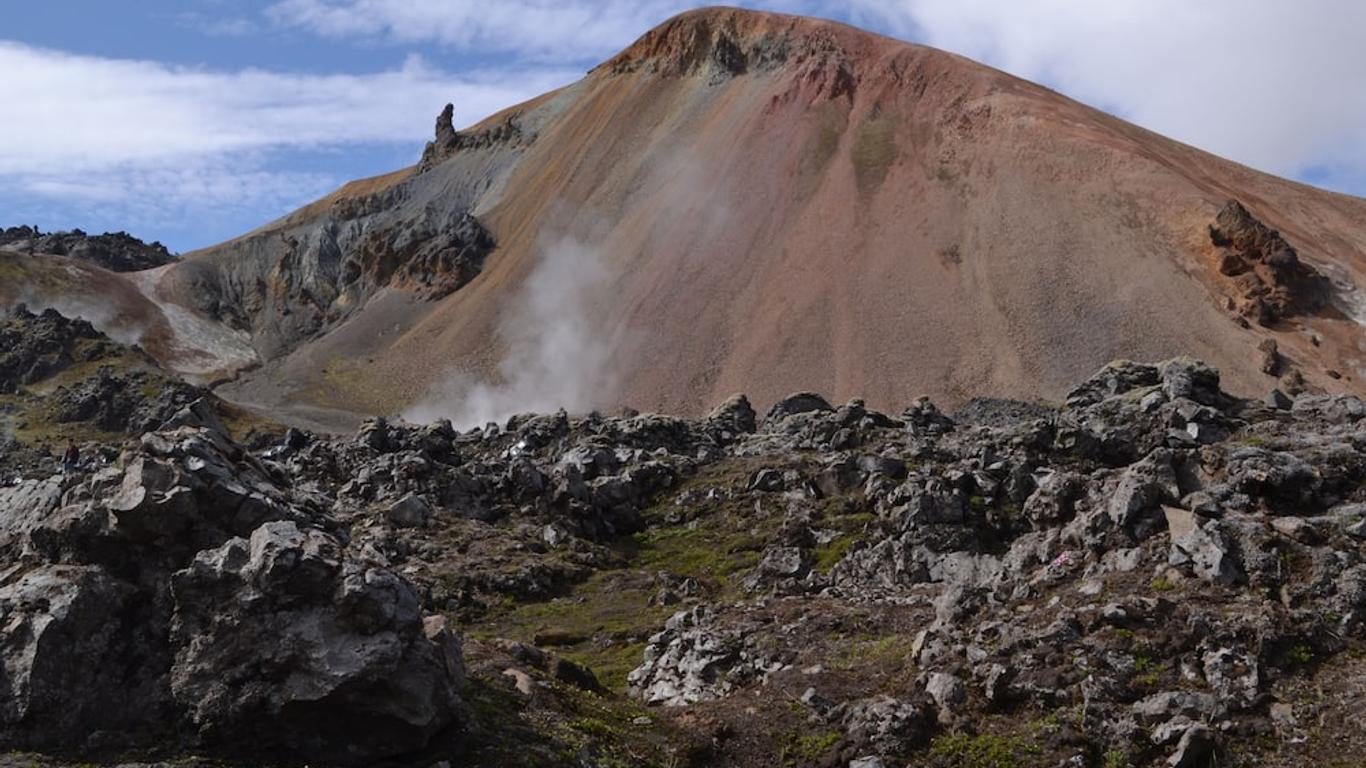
[{"left": 3, "top": 1, "right": 1364, "bottom": 253}]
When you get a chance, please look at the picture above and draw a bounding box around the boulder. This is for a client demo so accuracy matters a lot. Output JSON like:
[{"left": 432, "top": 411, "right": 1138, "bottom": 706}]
[
  {"left": 1131, "top": 691, "right": 1218, "bottom": 723},
  {"left": 1264, "top": 388, "right": 1292, "bottom": 410},
  {"left": 386, "top": 494, "right": 433, "bottom": 528},
  {"left": 901, "top": 397, "right": 955, "bottom": 435},
  {"left": 1169, "top": 518, "right": 1241, "bottom": 585},
  {"left": 1201, "top": 648, "right": 1259, "bottom": 708},
  {"left": 1291, "top": 394, "right": 1365, "bottom": 424},
  {"left": 1224, "top": 447, "right": 1319, "bottom": 512},
  {"left": 0, "top": 478, "right": 65, "bottom": 557},
  {"left": 159, "top": 397, "right": 230, "bottom": 438},
  {"left": 764, "top": 392, "right": 833, "bottom": 423},
  {"left": 169, "top": 520, "right": 464, "bottom": 764},
  {"left": 1065, "top": 360, "right": 1160, "bottom": 408},
  {"left": 747, "top": 468, "right": 786, "bottom": 492},
  {"left": 627, "top": 606, "right": 773, "bottom": 706},
  {"left": 1167, "top": 723, "right": 1219, "bottom": 767},
  {"left": 1108, "top": 449, "right": 1179, "bottom": 538},
  {"left": 1024, "top": 471, "right": 1084, "bottom": 527},
  {"left": 708, "top": 393, "right": 757, "bottom": 436},
  {"left": 925, "top": 672, "right": 966, "bottom": 723},
  {"left": 552, "top": 657, "right": 603, "bottom": 693},
  {"left": 0, "top": 565, "right": 151, "bottom": 750},
  {"left": 1160, "top": 358, "right": 1224, "bottom": 406},
  {"left": 842, "top": 695, "right": 930, "bottom": 757}
]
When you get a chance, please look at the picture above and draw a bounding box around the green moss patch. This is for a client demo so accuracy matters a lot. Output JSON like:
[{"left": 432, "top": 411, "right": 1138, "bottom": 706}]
[{"left": 852, "top": 115, "right": 899, "bottom": 194}]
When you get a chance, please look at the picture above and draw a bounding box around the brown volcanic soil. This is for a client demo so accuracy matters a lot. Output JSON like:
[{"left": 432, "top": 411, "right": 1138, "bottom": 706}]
[
  {"left": 0, "top": 250, "right": 262, "bottom": 385},
  {"left": 193, "top": 7, "right": 1366, "bottom": 421}
]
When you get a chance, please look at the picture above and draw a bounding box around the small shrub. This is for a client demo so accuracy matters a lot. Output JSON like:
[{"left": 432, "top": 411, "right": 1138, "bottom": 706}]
[
  {"left": 1284, "top": 644, "right": 1314, "bottom": 666},
  {"left": 813, "top": 535, "right": 855, "bottom": 574},
  {"left": 780, "top": 728, "right": 840, "bottom": 765},
  {"left": 930, "top": 732, "right": 1041, "bottom": 768},
  {"left": 1150, "top": 577, "right": 1177, "bottom": 593}
]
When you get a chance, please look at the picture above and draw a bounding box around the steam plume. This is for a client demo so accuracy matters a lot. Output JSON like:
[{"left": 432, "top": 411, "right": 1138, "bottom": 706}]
[{"left": 405, "top": 238, "right": 622, "bottom": 428}]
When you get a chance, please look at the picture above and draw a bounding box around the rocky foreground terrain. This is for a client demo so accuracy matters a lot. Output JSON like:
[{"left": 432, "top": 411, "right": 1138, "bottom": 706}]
[{"left": 0, "top": 322, "right": 1362, "bottom": 767}]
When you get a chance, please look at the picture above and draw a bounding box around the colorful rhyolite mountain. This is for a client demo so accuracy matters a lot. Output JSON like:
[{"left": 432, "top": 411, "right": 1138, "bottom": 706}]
[{"left": 4, "top": 7, "right": 1365, "bottom": 428}]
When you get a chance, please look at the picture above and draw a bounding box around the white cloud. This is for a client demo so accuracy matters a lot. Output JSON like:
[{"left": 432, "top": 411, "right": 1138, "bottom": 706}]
[
  {"left": 265, "top": 0, "right": 703, "bottom": 62},
  {"left": 0, "top": 42, "right": 577, "bottom": 176},
  {"left": 0, "top": 40, "right": 579, "bottom": 235},
  {"left": 849, "top": 0, "right": 1366, "bottom": 185},
  {"left": 174, "top": 12, "right": 260, "bottom": 38},
  {"left": 17, "top": 158, "right": 335, "bottom": 222}
]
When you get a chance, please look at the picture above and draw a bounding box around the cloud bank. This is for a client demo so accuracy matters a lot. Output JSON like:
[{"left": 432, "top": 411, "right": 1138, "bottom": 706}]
[
  {"left": 266, "top": 0, "right": 703, "bottom": 62},
  {"left": 0, "top": 42, "right": 577, "bottom": 240}
]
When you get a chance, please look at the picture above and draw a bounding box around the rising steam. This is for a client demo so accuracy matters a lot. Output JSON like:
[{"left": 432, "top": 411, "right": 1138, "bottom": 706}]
[
  {"left": 23, "top": 291, "right": 150, "bottom": 347},
  {"left": 405, "top": 238, "right": 622, "bottom": 428}
]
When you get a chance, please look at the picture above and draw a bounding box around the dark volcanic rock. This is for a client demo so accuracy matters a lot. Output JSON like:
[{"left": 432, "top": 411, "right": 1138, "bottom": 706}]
[
  {"left": 952, "top": 397, "right": 1057, "bottom": 428},
  {"left": 0, "top": 427, "right": 465, "bottom": 764},
  {"left": 0, "top": 306, "right": 106, "bottom": 394},
  {"left": 764, "top": 391, "right": 833, "bottom": 423},
  {"left": 0, "top": 225, "right": 175, "bottom": 272},
  {"left": 170, "top": 521, "right": 464, "bottom": 763},
  {"left": 50, "top": 366, "right": 205, "bottom": 434},
  {"left": 418, "top": 103, "right": 532, "bottom": 173}
]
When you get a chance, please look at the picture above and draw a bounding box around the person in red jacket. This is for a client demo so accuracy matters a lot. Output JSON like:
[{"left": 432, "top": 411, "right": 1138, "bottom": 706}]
[{"left": 61, "top": 440, "right": 79, "bottom": 474}]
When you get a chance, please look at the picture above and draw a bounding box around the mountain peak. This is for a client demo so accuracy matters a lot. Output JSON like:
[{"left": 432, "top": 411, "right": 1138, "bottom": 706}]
[{"left": 595, "top": 6, "right": 884, "bottom": 77}]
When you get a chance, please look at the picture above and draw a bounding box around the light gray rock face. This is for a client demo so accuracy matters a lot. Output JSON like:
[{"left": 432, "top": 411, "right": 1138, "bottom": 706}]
[
  {"left": 1169, "top": 517, "right": 1241, "bottom": 584},
  {"left": 163, "top": 101, "right": 528, "bottom": 363},
  {"left": 842, "top": 695, "right": 930, "bottom": 757},
  {"left": 627, "top": 605, "right": 779, "bottom": 706},
  {"left": 1107, "top": 449, "right": 1179, "bottom": 538}
]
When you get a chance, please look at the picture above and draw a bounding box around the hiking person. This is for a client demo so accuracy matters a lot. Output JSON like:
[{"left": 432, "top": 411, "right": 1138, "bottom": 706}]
[{"left": 61, "top": 440, "right": 79, "bottom": 474}]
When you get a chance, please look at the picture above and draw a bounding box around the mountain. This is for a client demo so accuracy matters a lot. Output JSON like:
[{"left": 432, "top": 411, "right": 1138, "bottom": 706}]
[{"left": 8, "top": 6, "right": 1366, "bottom": 430}]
